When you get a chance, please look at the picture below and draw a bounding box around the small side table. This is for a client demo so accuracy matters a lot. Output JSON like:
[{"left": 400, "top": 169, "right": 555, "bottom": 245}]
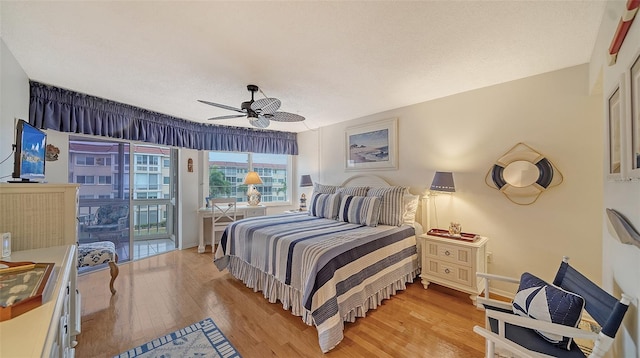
[{"left": 418, "top": 233, "right": 489, "bottom": 305}]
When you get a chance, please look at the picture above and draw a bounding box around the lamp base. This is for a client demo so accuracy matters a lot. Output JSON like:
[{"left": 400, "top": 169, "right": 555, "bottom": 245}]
[{"left": 247, "top": 186, "right": 261, "bottom": 206}]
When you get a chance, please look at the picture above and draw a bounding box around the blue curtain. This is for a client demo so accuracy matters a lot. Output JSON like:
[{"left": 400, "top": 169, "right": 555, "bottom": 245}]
[{"left": 29, "top": 81, "right": 298, "bottom": 155}]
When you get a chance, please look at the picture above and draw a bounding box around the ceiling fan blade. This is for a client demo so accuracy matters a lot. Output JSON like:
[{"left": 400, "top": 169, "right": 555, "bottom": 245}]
[
  {"left": 269, "top": 111, "right": 306, "bottom": 122},
  {"left": 197, "top": 100, "right": 245, "bottom": 114},
  {"left": 208, "top": 114, "right": 247, "bottom": 120},
  {"left": 251, "top": 98, "right": 281, "bottom": 115},
  {"left": 249, "top": 116, "right": 270, "bottom": 128}
]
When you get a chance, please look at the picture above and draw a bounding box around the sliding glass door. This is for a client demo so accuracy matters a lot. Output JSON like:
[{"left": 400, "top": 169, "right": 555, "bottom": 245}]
[{"left": 71, "top": 137, "right": 177, "bottom": 269}]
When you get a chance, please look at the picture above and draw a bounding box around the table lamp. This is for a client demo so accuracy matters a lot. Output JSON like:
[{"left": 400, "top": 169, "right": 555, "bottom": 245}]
[
  {"left": 428, "top": 171, "right": 456, "bottom": 230},
  {"left": 244, "top": 171, "right": 263, "bottom": 206}
]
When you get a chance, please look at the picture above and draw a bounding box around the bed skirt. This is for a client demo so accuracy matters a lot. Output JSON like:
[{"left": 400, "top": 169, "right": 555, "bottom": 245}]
[{"left": 224, "top": 255, "right": 420, "bottom": 351}]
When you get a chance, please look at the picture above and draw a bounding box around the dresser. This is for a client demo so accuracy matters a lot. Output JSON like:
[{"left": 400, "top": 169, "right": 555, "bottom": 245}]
[
  {"left": 0, "top": 245, "right": 80, "bottom": 357},
  {"left": 418, "top": 233, "right": 489, "bottom": 305},
  {"left": 0, "top": 183, "right": 79, "bottom": 251},
  {"left": 197, "top": 205, "right": 267, "bottom": 253}
]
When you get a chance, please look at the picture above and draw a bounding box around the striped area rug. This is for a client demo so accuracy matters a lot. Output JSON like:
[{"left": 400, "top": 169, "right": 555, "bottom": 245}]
[{"left": 114, "top": 317, "right": 241, "bottom": 358}]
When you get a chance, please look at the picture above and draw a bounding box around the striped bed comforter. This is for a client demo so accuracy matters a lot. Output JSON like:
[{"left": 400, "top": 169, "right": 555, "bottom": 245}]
[{"left": 214, "top": 212, "right": 418, "bottom": 352}]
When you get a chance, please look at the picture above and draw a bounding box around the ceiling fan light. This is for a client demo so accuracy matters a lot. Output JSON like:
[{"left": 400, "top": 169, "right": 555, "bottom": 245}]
[{"left": 249, "top": 117, "right": 270, "bottom": 128}]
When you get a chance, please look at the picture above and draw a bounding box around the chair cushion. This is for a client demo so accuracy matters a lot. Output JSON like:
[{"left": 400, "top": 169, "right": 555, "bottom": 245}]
[
  {"left": 513, "top": 272, "right": 585, "bottom": 350},
  {"left": 78, "top": 241, "right": 117, "bottom": 267},
  {"left": 337, "top": 195, "right": 381, "bottom": 227}
]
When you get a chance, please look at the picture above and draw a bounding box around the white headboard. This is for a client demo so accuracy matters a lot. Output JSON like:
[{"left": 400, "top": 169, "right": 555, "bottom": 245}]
[
  {"left": 341, "top": 174, "right": 392, "bottom": 188},
  {"left": 339, "top": 174, "right": 425, "bottom": 234}
]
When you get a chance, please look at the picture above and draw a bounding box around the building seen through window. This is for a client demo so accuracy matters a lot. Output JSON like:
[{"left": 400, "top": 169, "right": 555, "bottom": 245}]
[{"left": 208, "top": 151, "right": 290, "bottom": 204}]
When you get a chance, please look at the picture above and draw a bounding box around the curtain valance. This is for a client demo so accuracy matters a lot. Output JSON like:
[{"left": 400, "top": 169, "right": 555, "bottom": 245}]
[{"left": 29, "top": 81, "right": 298, "bottom": 155}]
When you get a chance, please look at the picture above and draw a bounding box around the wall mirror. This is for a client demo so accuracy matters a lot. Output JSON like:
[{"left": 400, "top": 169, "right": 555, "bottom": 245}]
[{"left": 485, "top": 142, "right": 563, "bottom": 205}]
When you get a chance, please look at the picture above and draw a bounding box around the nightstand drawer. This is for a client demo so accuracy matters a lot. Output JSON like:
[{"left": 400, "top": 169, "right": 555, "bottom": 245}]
[
  {"left": 244, "top": 207, "right": 266, "bottom": 218},
  {"left": 425, "top": 241, "right": 473, "bottom": 267},
  {"left": 424, "top": 259, "right": 474, "bottom": 288}
]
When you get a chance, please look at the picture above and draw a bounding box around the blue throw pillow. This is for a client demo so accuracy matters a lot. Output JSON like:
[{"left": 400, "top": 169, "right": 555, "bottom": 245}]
[
  {"left": 337, "top": 195, "right": 381, "bottom": 227},
  {"left": 512, "top": 272, "right": 585, "bottom": 350}
]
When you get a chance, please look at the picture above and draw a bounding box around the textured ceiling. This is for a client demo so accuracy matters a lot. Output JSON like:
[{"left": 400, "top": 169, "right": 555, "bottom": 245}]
[{"left": 0, "top": 1, "right": 606, "bottom": 132}]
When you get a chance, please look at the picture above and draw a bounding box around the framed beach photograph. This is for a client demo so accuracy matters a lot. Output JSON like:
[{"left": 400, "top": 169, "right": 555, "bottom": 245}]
[
  {"left": 607, "top": 78, "right": 623, "bottom": 181},
  {"left": 629, "top": 52, "right": 640, "bottom": 179},
  {"left": 345, "top": 118, "right": 398, "bottom": 171}
]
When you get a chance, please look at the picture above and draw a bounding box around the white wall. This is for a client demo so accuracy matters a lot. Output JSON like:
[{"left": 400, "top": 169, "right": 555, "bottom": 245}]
[
  {"left": 0, "top": 38, "right": 29, "bottom": 182},
  {"left": 179, "top": 148, "right": 200, "bottom": 249},
  {"left": 594, "top": 2, "right": 640, "bottom": 357},
  {"left": 313, "top": 64, "right": 602, "bottom": 295}
]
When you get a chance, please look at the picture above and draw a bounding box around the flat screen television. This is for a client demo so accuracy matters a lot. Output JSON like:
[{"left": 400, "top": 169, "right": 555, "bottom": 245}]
[{"left": 11, "top": 120, "right": 46, "bottom": 183}]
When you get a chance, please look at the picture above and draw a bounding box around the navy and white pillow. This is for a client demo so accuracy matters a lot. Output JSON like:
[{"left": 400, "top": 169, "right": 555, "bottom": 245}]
[
  {"left": 313, "top": 183, "right": 339, "bottom": 194},
  {"left": 366, "top": 186, "right": 407, "bottom": 226},
  {"left": 337, "top": 195, "right": 381, "bottom": 227},
  {"left": 512, "top": 272, "right": 585, "bottom": 350},
  {"left": 336, "top": 186, "right": 369, "bottom": 197},
  {"left": 308, "top": 193, "right": 340, "bottom": 219}
]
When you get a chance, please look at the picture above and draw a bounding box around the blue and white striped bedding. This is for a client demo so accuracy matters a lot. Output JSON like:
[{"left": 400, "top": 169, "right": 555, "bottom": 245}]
[{"left": 214, "top": 212, "right": 419, "bottom": 353}]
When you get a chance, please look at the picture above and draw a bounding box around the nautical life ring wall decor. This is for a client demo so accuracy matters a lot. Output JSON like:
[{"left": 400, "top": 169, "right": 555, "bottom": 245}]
[{"left": 485, "top": 143, "right": 563, "bottom": 205}]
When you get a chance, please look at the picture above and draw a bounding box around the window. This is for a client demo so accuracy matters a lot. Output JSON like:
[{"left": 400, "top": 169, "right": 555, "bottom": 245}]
[
  {"left": 208, "top": 151, "right": 291, "bottom": 204},
  {"left": 98, "top": 176, "right": 112, "bottom": 184},
  {"left": 76, "top": 155, "right": 95, "bottom": 166},
  {"left": 163, "top": 176, "right": 170, "bottom": 185},
  {"left": 76, "top": 175, "right": 95, "bottom": 184}
]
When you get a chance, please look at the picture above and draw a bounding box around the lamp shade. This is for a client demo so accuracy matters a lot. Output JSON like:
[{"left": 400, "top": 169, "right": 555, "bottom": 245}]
[
  {"left": 430, "top": 171, "right": 455, "bottom": 192},
  {"left": 243, "top": 171, "right": 263, "bottom": 185},
  {"left": 300, "top": 175, "right": 313, "bottom": 187}
]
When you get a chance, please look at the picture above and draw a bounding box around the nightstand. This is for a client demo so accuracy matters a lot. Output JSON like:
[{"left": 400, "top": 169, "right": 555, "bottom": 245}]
[{"left": 418, "top": 233, "right": 489, "bottom": 305}]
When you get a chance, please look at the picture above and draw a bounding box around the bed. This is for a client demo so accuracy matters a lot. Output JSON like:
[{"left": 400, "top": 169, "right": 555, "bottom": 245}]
[{"left": 214, "top": 175, "right": 423, "bottom": 353}]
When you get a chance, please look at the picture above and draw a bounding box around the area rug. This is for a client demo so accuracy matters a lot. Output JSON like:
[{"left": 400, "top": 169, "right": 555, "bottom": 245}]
[{"left": 114, "top": 317, "right": 241, "bottom": 358}]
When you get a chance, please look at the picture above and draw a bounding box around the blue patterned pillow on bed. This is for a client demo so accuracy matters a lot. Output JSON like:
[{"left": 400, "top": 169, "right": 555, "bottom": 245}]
[
  {"left": 313, "top": 183, "right": 339, "bottom": 194},
  {"left": 309, "top": 193, "right": 341, "bottom": 219},
  {"left": 336, "top": 186, "right": 369, "bottom": 197},
  {"left": 337, "top": 195, "right": 381, "bottom": 227},
  {"left": 512, "top": 272, "right": 585, "bottom": 350},
  {"left": 366, "top": 186, "right": 407, "bottom": 226}
]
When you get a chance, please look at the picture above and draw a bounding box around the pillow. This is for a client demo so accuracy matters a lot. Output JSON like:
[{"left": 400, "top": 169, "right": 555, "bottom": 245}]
[
  {"left": 313, "top": 183, "right": 338, "bottom": 194},
  {"left": 366, "top": 186, "right": 407, "bottom": 226},
  {"left": 512, "top": 272, "right": 585, "bottom": 350},
  {"left": 337, "top": 195, "right": 381, "bottom": 227},
  {"left": 336, "top": 186, "right": 369, "bottom": 197},
  {"left": 308, "top": 193, "right": 340, "bottom": 219},
  {"left": 402, "top": 194, "right": 420, "bottom": 225}
]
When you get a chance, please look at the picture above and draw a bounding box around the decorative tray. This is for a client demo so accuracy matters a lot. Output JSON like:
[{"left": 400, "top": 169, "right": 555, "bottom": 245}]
[
  {"left": 427, "top": 228, "right": 479, "bottom": 242},
  {"left": 0, "top": 261, "right": 54, "bottom": 321}
]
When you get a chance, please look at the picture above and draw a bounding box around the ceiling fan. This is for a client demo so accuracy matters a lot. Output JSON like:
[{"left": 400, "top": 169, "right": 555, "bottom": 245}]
[{"left": 198, "top": 84, "right": 305, "bottom": 129}]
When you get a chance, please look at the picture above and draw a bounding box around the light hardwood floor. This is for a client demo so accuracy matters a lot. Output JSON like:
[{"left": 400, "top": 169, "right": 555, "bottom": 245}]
[{"left": 76, "top": 247, "right": 488, "bottom": 357}]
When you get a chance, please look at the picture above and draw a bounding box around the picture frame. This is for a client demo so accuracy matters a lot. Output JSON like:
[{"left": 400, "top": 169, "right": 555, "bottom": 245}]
[
  {"left": 345, "top": 118, "right": 398, "bottom": 171},
  {"left": 0, "top": 262, "right": 54, "bottom": 321},
  {"left": 606, "top": 77, "right": 624, "bottom": 181},
  {"left": 628, "top": 51, "right": 640, "bottom": 179}
]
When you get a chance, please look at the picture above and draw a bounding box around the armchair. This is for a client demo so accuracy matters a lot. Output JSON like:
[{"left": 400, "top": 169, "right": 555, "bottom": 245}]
[
  {"left": 81, "top": 204, "right": 129, "bottom": 243},
  {"left": 474, "top": 257, "right": 632, "bottom": 358}
]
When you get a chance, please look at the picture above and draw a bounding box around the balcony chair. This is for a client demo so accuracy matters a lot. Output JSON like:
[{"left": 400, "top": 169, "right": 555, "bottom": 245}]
[
  {"left": 81, "top": 204, "right": 129, "bottom": 244},
  {"left": 210, "top": 198, "right": 237, "bottom": 253},
  {"left": 474, "top": 256, "right": 632, "bottom": 358}
]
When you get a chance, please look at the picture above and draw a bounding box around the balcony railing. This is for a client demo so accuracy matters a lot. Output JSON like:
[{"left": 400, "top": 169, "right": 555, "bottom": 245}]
[{"left": 78, "top": 199, "right": 171, "bottom": 243}]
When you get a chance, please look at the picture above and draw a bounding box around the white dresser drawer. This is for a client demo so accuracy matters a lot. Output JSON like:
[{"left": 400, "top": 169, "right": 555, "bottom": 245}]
[
  {"left": 426, "top": 242, "right": 473, "bottom": 267},
  {"left": 424, "top": 259, "right": 474, "bottom": 288}
]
